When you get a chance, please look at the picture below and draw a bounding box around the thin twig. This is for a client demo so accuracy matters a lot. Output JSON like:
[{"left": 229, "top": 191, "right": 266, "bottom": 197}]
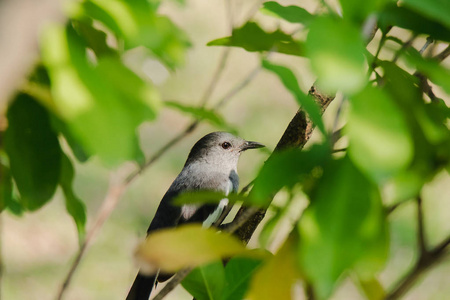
[
  {"left": 56, "top": 181, "right": 129, "bottom": 300},
  {"left": 392, "top": 33, "right": 418, "bottom": 63},
  {"left": 419, "top": 37, "right": 433, "bottom": 55},
  {"left": 434, "top": 44, "right": 450, "bottom": 62},
  {"left": 385, "top": 234, "right": 450, "bottom": 300},
  {"left": 152, "top": 268, "right": 193, "bottom": 300}
]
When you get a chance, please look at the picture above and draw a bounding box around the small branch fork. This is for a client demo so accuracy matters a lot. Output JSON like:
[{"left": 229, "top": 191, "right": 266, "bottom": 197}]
[{"left": 385, "top": 196, "right": 450, "bottom": 300}]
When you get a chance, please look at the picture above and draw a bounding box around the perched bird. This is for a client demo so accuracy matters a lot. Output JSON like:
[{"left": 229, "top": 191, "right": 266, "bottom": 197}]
[{"left": 126, "top": 131, "right": 264, "bottom": 300}]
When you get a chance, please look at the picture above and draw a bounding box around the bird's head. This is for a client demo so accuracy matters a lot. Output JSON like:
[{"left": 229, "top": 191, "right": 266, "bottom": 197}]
[{"left": 185, "top": 132, "right": 265, "bottom": 169}]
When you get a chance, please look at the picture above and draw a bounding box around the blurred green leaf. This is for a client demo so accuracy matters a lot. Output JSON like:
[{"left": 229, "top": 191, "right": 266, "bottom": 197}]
[
  {"left": 72, "top": 19, "right": 117, "bottom": 57},
  {"left": 378, "top": 4, "right": 450, "bottom": 42},
  {"left": 258, "top": 206, "right": 284, "bottom": 248},
  {"left": 0, "top": 162, "right": 12, "bottom": 212},
  {"left": 262, "top": 60, "right": 325, "bottom": 134},
  {"left": 246, "top": 237, "right": 299, "bottom": 300},
  {"left": 339, "top": 0, "right": 388, "bottom": 23},
  {"left": 306, "top": 17, "right": 366, "bottom": 94},
  {"left": 165, "top": 101, "right": 237, "bottom": 134},
  {"left": 261, "top": 2, "right": 314, "bottom": 26},
  {"left": 182, "top": 261, "right": 225, "bottom": 300},
  {"left": 403, "top": 0, "right": 450, "bottom": 29},
  {"left": 208, "top": 22, "right": 304, "bottom": 57},
  {"left": 4, "top": 94, "right": 62, "bottom": 210},
  {"left": 250, "top": 143, "right": 330, "bottom": 207},
  {"left": 223, "top": 256, "right": 264, "bottom": 300},
  {"left": 357, "top": 277, "right": 385, "bottom": 300},
  {"left": 50, "top": 116, "right": 90, "bottom": 162},
  {"left": 403, "top": 48, "right": 450, "bottom": 95},
  {"left": 346, "top": 85, "right": 414, "bottom": 182},
  {"left": 136, "top": 224, "right": 248, "bottom": 273},
  {"left": 298, "top": 157, "right": 388, "bottom": 299},
  {"left": 80, "top": 0, "right": 190, "bottom": 68},
  {"left": 42, "top": 24, "right": 160, "bottom": 165},
  {"left": 380, "top": 61, "right": 450, "bottom": 201},
  {"left": 60, "top": 154, "right": 87, "bottom": 240}
]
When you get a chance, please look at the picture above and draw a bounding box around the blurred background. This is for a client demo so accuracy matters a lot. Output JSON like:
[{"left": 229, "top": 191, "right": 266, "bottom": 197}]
[{"left": 1, "top": 0, "right": 449, "bottom": 299}]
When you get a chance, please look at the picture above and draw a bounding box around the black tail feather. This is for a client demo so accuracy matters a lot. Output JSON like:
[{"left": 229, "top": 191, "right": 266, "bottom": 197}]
[{"left": 126, "top": 273, "right": 157, "bottom": 300}]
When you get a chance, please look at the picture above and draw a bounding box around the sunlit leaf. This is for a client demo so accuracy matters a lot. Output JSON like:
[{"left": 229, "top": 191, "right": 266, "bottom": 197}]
[
  {"left": 165, "top": 101, "right": 237, "bottom": 134},
  {"left": 136, "top": 224, "right": 248, "bottom": 273},
  {"left": 182, "top": 261, "right": 225, "bottom": 300},
  {"left": 60, "top": 154, "right": 87, "bottom": 240},
  {"left": 298, "top": 157, "right": 388, "bottom": 299},
  {"left": 262, "top": 60, "right": 325, "bottom": 134},
  {"left": 208, "top": 22, "right": 304, "bottom": 57},
  {"left": 81, "top": 0, "right": 190, "bottom": 68},
  {"left": 306, "top": 17, "right": 366, "bottom": 94},
  {"left": 72, "top": 19, "right": 117, "bottom": 57},
  {"left": 41, "top": 24, "right": 160, "bottom": 165},
  {"left": 378, "top": 4, "right": 450, "bottom": 42},
  {"left": 346, "top": 85, "right": 414, "bottom": 182},
  {"left": 246, "top": 237, "right": 299, "bottom": 300},
  {"left": 261, "top": 2, "right": 314, "bottom": 26},
  {"left": 4, "top": 94, "right": 61, "bottom": 210},
  {"left": 223, "top": 256, "right": 265, "bottom": 300},
  {"left": 249, "top": 144, "right": 330, "bottom": 207}
]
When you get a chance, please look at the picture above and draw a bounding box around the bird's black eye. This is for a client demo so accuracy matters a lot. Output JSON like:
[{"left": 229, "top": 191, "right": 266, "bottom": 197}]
[{"left": 221, "top": 142, "right": 231, "bottom": 150}]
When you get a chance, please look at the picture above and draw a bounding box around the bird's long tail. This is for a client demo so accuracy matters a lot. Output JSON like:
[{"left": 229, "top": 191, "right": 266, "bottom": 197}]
[{"left": 126, "top": 271, "right": 158, "bottom": 300}]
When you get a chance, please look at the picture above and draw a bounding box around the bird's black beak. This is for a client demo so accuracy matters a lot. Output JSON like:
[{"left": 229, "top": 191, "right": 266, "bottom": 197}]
[{"left": 240, "top": 141, "right": 265, "bottom": 152}]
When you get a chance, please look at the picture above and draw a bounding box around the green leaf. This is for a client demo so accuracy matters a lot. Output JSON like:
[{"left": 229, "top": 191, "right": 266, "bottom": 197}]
[
  {"left": 357, "top": 277, "right": 385, "bottom": 300},
  {"left": 41, "top": 23, "right": 160, "bottom": 165},
  {"left": 223, "top": 256, "right": 265, "bottom": 300},
  {"left": 60, "top": 154, "right": 87, "bottom": 240},
  {"left": 305, "top": 17, "right": 367, "bottom": 94},
  {"left": 182, "top": 261, "right": 225, "bottom": 300},
  {"left": 80, "top": 0, "right": 190, "bottom": 68},
  {"left": 378, "top": 4, "right": 450, "bottom": 42},
  {"left": 261, "top": 2, "right": 314, "bottom": 26},
  {"left": 346, "top": 85, "right": 414, "bottom": 182},
  {"left": 262, "top": 60, "right": 325, "bottom": 134},
  {"left": 403, "top": 48, "right": 450, "bottom": 95},
  {"left": 72, "top": 19, "right": 117, "bottom": 57},
  {"left": 4, "top": 94, "right": 62, "bottom": 210},
  {"left": 246, "top": 237, "right": 299, "bottom": 300},
  {"left": 208, "top": 22, "right": 304, "bottom": 57},
  {"left": 136, "top": 224, "right": 248, "bottom": 273},
  {"left": 50, "top": 116, "right": 90, "bottom": 162},
  {"left": 165, "top": 101, "right": 237, "bottom": 134},
  {"left": 403, "top": 0, "right": 450, "bottom": 29},
  {"left": 298, "top": 157, "right": 389, "bottom": 299},
  {"left": 0, "top": 162, "right": 13, "bottom": 212},
  {"left": 339, "top": 0, "right": 389, "bottom": 23},
  {"left": 249, "top": 143, "right": 330, "bottom": 207},
  {"left": 258, "top": 207, "right": 284, "bottom": 248}
]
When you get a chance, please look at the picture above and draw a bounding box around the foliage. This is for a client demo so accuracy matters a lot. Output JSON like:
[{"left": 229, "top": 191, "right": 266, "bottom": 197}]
[{"left": 1, "top": 0, "right": 449, "bottom": 299}]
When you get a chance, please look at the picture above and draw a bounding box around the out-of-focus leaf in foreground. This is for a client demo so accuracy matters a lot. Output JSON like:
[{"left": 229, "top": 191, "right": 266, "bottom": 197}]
[
  {"left": 223, "top": 256, "right": 265, "bottom": 300},
  {"left": 136, "top": 224, "right": 247, "bottom": 273},
  {"left": 182, "top": 261, "right": 225, "bottom": 300},
  {"left": 262, "top": 60, "right": 325, "bottom": 135},
  {"left": 346, "top": 85, "right": 414, "bottom": 182},
  {"left": 402, "top": 0, "right": 450, "bottom": 29},
  {"left": 246, "top": 238, "right": 299, "bottom": 300},
  {"left": 42, "top": 24, "right": 160, "bottom": 165},
  {"left": 250, "top": 144, "right": 330, "bottom": 207},
  {"left": 306, "top": 17, "right": 366, "bottom": 94},
  {"left": 298, "top": 157, "right": 388, "bottom": 299},
  {"left": 261, "top": 2, "right": 314, "bottom": 26},
  {"left": 4, "top": 94, "right": 61, "bottom": 210},
  {"left": 208, "top": 22, "right": 304, "bottom": 57}
]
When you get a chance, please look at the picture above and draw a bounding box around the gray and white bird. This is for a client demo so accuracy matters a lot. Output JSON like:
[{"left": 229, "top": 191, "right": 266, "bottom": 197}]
[{"left": 126, "top": 131, "right": 264, "bottom": 300}]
